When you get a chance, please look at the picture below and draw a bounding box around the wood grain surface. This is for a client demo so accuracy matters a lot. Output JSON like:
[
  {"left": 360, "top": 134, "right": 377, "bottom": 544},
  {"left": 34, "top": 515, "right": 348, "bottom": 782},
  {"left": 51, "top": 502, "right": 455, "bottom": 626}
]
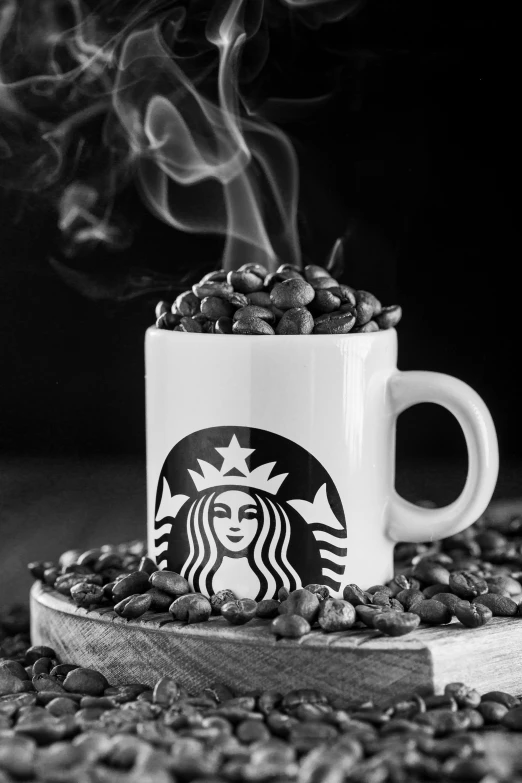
[{"left": 31, "top": 582, "right": 522, "bottom": 704}]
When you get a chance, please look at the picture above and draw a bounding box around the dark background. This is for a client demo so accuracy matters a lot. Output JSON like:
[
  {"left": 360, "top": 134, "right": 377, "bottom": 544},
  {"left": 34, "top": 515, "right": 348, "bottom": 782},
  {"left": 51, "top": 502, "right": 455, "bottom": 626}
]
[{"left": 0, "top": 0, "right": 518, "bottom": 466}]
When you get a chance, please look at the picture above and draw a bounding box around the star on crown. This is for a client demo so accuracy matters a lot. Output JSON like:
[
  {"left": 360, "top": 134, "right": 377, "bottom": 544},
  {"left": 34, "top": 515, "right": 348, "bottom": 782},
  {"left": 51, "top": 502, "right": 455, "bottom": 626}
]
[{"left": 188, "top": 435, "right": 288, "bottom": 495}]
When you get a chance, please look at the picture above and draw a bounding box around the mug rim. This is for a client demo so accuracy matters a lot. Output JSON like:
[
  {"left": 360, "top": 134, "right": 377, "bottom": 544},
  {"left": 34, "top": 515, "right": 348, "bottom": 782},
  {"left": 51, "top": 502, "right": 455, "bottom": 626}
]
[{"left": 147, "top": 326, "right": 397, "bottom": 340}]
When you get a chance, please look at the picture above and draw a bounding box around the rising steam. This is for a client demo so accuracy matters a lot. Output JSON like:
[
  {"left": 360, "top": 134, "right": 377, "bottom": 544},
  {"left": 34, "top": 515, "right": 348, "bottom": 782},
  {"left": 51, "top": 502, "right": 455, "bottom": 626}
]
[{"left": 0, "top": 0, "right": 362, "bottom": 272}]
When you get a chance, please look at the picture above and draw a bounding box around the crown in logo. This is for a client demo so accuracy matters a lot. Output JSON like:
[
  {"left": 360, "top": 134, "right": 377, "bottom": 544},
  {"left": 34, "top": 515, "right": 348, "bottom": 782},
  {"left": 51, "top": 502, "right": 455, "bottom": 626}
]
[{"left": 188, "top": 435, "right": 288, "bottom": 495}]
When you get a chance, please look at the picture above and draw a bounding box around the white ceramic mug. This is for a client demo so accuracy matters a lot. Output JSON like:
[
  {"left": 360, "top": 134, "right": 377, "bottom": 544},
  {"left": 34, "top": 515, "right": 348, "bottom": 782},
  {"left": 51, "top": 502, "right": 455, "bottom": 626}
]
[{"left": 146, "top": 327, "right": 498, "bottom": 599}]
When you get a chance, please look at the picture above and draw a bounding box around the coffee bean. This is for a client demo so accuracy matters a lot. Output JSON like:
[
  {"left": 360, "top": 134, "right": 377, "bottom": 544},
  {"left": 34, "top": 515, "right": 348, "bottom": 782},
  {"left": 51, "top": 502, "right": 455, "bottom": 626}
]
[
  {"left": 412, "top": 599, "right": 452, "bottom": 625},
  {"left": 343, "top": 584, "right": 372, "bottom": 607},
  {"left": 276, "top": 307, "right": 314, "bottom": 335},
  {"left": 352, "top": 320, "right": 379, "bottom": 333},
  {"left": 313, "top": 311, "right": 355, "bottom": 334},
  {"left": 145, "top": 587, "right": 173, "bottom": 612},
  {"left": 215, "top": 316, "right": 233, "bottom": 334},
  {"left": 422, "top": 583, "right": 452, "bottom": 599},
  {"left": 313, "top": 289, "right": 341, "bottom": 313},
  {"left": 236, "top": 718, "right": 271, "bottom": 743},
  {"left": 156, "top": 311, "right": 180, "bottom": 330},
  {"left": 171, "top": 291, "right": 200, "bottom": 316},
  {"left": 373, "top": 611, "right": 421, "bottom": 636},
  {"left": 227, "top": 270, "right": 265, "bottom": 294},
  {"left": 412, "top": 559, "right": 451, "bottom": 586},
  {"left": 481, "top": 691, "right": 520, "bottom": 709},
  {"left": 304, "top": 584, "right": 330, "bottom": 601},
  {"left": 312, "top": 277, "right": 340, "bottom": 290},
  {"left": 279, "top": 589, "right": 320, "bottom": 624},
  {"left": 68, "top": 582, "right": 103, "bottom": 609},
  {"left": 247, "top": 291, "right": 272, "bottom": 307},
  {"left": 443, "top": 683, "right": 481, "bottom": 709},
  {"left": 177, "top": 316, "right": 203, "bottom": 333},
  {"left": 233, "top": 317, "right": 275, "bottom": 335},
  {"left": 45, "top": 696, "right": 79, "bottom": 717},
  {"left": 416, "top": 709, "right": 470, "bottom": 737},
  {"left": 376, "top": 305, "right": 402, "bottom": 329},
  {"left": 449, "top": 571, "right": 488, "bottom": 600},
  {"left": 371, "top": 593, "right": 404, "bottom": 611},
  {"left": 430, "top": 593, "right": 462, "bottom": 614},
  {"left": 169, "top": 593, "right": 211, "bottom": 623},
  {"left": 479, "top": 700, "right": 509, "bottom": 724},
  {"left": 192, "top": 281, "right": 234, "bottom": 300},
  {"left": 454, "top": 600, "right": 492, "bottom": 628},
  {"left": 354, "top": 290, "right": 380, "bottom": 326},
  {"left": 471, "top": 593, "right": 518, "bottom": 616},
  {"left": 486, "top": 574, "right": 521, "bottom": 595},
  {"left": 355, "top": 605, "right": 386, "bottom": 628},
  {"left": 201, "top": 296, "right": 234, "bottom": 320},
  {"left": 114, "top": 593, "right": 152, "bottom": 619},
  {"left": 149, "top": 570, "right": 190, "bottom": 598},
  {"left": 304, "top": 264, "right": 331, "bottom": 282},
  {"left": 502, "top": 707, "right": 522, "bottom": 731},
  {"left": 256, "top": 599, "right": 281, "bottom": 619},
  {"left": 317, "top": 599, "right": 356, "bottom": 632},
  {"left": 210, "top": 589, "right": 237, "bottom": 615},
  {"left": 233, "top": 305, "right": 276, "bottom": 324},
  {"left": 271, "top": 279, "right": 315, "bottom": 310},
  {"left": 396, "top": 589, "right": 425, "bottom": 610},
  {"left": 270, "top": 615, "right": 311, "bottom": 638},
  {"left": 54, "top": 573, "right": 101, "bottom": 596},
  {"left": 27, "top": 561, "right": 54, "bottom": 580},
  {"left": 63, "top": 669, "right": 108, "bottom": 697},
  {"left": 221, "top": 599, "right": 257, "bottom": 625},
  {"left": 25, "top": 646, "right": 56, "bottom": 665}
]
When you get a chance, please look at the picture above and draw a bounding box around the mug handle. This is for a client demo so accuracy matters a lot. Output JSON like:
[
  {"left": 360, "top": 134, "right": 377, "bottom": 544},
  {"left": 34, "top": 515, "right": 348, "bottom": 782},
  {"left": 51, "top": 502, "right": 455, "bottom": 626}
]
[{"left": 387, "top": 370, "right": 499, "bottom": 543}]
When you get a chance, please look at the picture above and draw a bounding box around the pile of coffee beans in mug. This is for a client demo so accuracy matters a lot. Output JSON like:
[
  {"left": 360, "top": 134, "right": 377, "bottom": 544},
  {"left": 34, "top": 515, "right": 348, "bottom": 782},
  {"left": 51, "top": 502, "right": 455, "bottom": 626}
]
[
  {"left": 27, "top": 503, "right": 522, "bottom": 642},
  {"left": 1, "top": 608, "right": 522, "bottom": 783},
  {"left": 153, "top": 241, "right": 402, "bottom": 335}
]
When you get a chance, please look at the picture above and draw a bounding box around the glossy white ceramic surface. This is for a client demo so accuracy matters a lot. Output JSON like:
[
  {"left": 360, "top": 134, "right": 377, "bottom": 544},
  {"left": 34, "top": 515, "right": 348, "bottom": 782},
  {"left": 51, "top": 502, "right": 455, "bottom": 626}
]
[{"left": 145, "top": 328, "right": 498, "bottom": 595}]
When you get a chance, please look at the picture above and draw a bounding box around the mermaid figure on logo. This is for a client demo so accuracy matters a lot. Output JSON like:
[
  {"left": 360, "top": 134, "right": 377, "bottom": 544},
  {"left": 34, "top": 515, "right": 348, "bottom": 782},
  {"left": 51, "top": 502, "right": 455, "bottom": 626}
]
[{"left": 154, "top": 435, "right": 348, "bottom": 600}]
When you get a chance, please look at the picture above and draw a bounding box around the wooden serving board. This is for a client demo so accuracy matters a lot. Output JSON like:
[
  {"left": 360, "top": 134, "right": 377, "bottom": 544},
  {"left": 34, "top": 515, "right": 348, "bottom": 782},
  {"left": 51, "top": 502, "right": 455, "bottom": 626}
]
[{"left": 30, "top": 582, "right": 522, "bottom": 704}]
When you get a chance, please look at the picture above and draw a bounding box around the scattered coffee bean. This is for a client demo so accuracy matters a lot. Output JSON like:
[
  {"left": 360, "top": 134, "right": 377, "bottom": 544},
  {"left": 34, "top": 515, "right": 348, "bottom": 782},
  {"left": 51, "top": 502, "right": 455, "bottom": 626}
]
[
  {"left": 313, "top": 311, "right": 355, "bottom": 334},
  {"left": 412, "top": 599, "right": 453, "bottom": 625},
  {"left": 270, "top": 615, "right": 311, "bottom": 638},
  {"left": 210, "top": 589, "right": 237, "bottom": 615},
  {"left": 317, "top": 599, "right": 356, "bottom": 632},
  {"left": 149, "top": 570, "right": 190, "bottom": 598},
  {"left": 454, "top": 600, "right": 492, "bottom": 628},
  {"left": 221, "top": 599, "right": 257, "bottom": 625},
  {"left": 471, "top": 593, "right": 518, "bottom": 616},
  {"left": 256, "top": 599, "right": 281, "bottom": 619},
  {"left": 449, "top": 571, "right": 488, "bottom": 600},
  {"left": 275, "top": 307, "right": 314, "bottom": 335},
  {"left": 233, "top": 317, "right": 275, "bottom": 335},
  {"left": 376, "top": 305, "right": 402, "bottom": 329},
  {"left": 373, "top": 612, "right": 421, "bottom": 636},
  {"left": 114, "top": 593, "right": 152, "bottom": 619},
  {"left": 169, "top": 594, "right": 212, "bottom": 624}
]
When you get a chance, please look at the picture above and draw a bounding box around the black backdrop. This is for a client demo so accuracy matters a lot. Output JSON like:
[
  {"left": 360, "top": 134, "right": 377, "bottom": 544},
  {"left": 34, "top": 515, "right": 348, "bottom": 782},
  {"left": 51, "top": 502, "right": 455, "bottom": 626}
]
[{"left": 0, "top": 0, "right": 518, "bottom": 462}]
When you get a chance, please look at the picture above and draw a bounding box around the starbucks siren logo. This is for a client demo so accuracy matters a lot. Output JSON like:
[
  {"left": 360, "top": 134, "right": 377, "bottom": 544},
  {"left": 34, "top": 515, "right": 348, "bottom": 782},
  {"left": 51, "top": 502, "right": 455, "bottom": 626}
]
[{"left": 153, "top": 426, "right": 347, "bottom": 600}]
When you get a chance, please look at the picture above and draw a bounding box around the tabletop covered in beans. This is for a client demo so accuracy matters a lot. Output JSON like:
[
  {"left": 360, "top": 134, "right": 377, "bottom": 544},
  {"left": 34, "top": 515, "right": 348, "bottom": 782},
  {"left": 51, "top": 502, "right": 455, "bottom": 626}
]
[{"left": 154, "top": 239, "right": 402, "bottom": 336}]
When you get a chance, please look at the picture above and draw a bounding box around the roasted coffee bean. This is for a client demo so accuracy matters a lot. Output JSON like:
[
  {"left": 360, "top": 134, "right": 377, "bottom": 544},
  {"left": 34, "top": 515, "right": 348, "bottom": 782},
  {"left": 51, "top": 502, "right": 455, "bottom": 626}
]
[
  {"left": 376, "top": 305, "right": 402, "bottom": 329},
  {"left": 481, "top": 690, "right": 520, "bottom": 708},
  {"left": 114, "top": 593, "right": 152, "bottom": 619},
  {"left": 169, "top": 593, "right": 212, "bottom": 623},
  {"left": 416, "top": 709, "right": 470, "bottom": 737},
  {"left": 423, "top": 583, "right": 452, "bottom": 599},
  {"left": 63, "top": 668, "right": 108, "bottom": 697},
  {"left": 412, "top": 599, "right": 452, "bottom": 625},
  {"left": 279, "top": 589, "right": 320, "bottom": 623},
  {"left": 173, "top": 291, "right": 200, "bottom": 316},
  {"left": 192, "top": 281, "right": 234, "bottom": 300},
  {"left": 271, "top": 278, "right": 315, "bottom": 310},
  {"left": 93, "top": 552, "right": 124, "bottom": 573},
  {"left": 424, "top": 694, "right": 457, "bottom": 711},
  {"left": 312, "top": 277, "right": 340, "bottom": 290},
  {"left": 32, "top": 657, "right": 53, "bottom": 677},
  {"left": 271, "top": 615, "right": 311, "bottom": 638},
  {"left": 54, "top": 573, "right": 101, "bottom": 596},
  {"left": 215, "top": 316, "right": 233, "bottom": 334},
  {"left": 50, "top": 664, "right": 78, "bottom": 678},
  {"left": 276, "top": 306, "right": 314, "bottom": 335},
  {"left": 236, "top": 718, "right": 271, "bottom": 743},
  {"left": 354, "top": 290, "right": 380, "bottom": 326},
  {"left": 471, "top": 593, "right": 518, "bottom": 616},
  {"left": 479, "top": 700, "right": 509, "bottom": 723},
  {"left": 247, "top": 291, "right": 272, "bottom": 307},
  {"left": 454, "top": 600, "right": 492, "bottom": 627},
  {"left": 313, "top": 289, "right": 341, "bottom": 313},
  {"left": 264, "top": 270, "right": 296, "bottom": 289},
  {"left": 156, "top": 311, "right": 179, "bottom": 330},
  {"left": 201, "top": 296, "right": 234, "bottom": 320},
  {"left": 25, "top": 646, "right": 56, "bottom": 665},
  {"left": 373, "top": 611, "right": 421, "bottom": 636},
  {"left": 355, "top": 605, "right": 386, "bottom": 628},
  {"left": 313, "top": 311, "right": 355, "bottom": 334},
  {"left": 145, "top": 587, "right": 173, "bottom": 612},
  {"left": 318, "top": 599, "right": 356, "bottom": 632},
  {"left": 343, "top": 584, "right": 373, "bottom": 607},
  {"left": 221, "top": 599, "right": 257, "bottom": 625},
  {"left": 177, "top": 316, "right": 203, "bottom": 333},
  {"left": 353, "top": 320, "right": 379, "bottom": 333},
  {"left": 233, "top": 304, "right": 276, "bottom": 324},
  {"left": 371, "top": 593, "right": 404, "bottom": 611},
  {"left": 256, "top": 599, "right": 281, "bottom": 619},
  {"left": 396, "top": 589, "right": 425, "bottom": 610},
  {"left": 27, "top": 561, "right": 54, "bottom": 580},
  {"left": 412, "top": 559, "right": 451, "bottom": 586},
  {"left": 200, "top": 269, "right": 227, "bottom": 283},
  {"left": 227, "top": 270, "right": 265, "bottom": 294},
  {"left": 444, "top": 683, "right": 481, "bottom": 709},
  {"left": 430, "top": 593, "right": 462, "bottom": 614},
  {"left": 210, "top": 589, "right": 237, "bottom": 614},
  {"left": 449, "top": 571, "right": 488, "bottom": 600},
  {"left": 304, "top": 584, "right": 330, "bottom": 601},
  {"left": 70, "top": 582, "right": 104, "bottom": 608},
  {"left": 486, "top": 574, "right": 521, "bottom": 595},
  {"left": 155, "top": 300, "right": 170, "bottom": 319},
  {"left": 45, "top": 696, "right": 79, "bottom": 717},
  {"left": 304, "top": 264, "right": 331, "bottom": 282},
  {"left": 388, "top": 574, "right": 421, "bottom": 594},
  {"left": 366, "top": 584, "right": 393, "bottom": 596},
  {"left": 233, "top": 316, "right": 275, "bottom": 335},
  {"left": 150, "top": 570, "right": 190, "bottom": 598},
  {"left": 502, "top": 707, "right": 522, "bottom": 731}
]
